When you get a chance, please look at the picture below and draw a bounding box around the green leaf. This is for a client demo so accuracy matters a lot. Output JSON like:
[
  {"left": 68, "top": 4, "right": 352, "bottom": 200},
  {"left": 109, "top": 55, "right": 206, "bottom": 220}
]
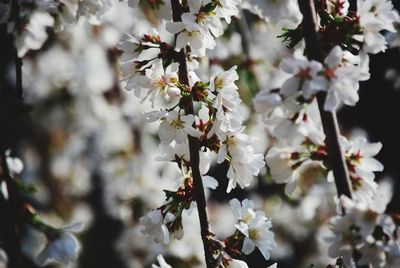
[{"left": 278, "top": 27, "right": 304, "bottom": 49}]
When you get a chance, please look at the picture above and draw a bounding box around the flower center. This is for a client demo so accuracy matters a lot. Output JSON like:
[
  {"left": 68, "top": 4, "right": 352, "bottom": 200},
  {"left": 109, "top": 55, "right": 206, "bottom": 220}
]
[
  {"left": 325, "top": 67, "right": 337, "bottom": 79},
  {"left": 297, "top": 68, "right": 311, "bottom": 80},
  {"left": 214, "top": 77, "right": 225, "bottom": 90},
  {"left": 242, "top": 213, "right": 253, "bottom": 224},
  {"left": 153, "top": 78, "right": 167, "bottom": 90},
  {"left": 226, "top": 136, "right": 237, "bottom": 146},
  {"left": 363, "top": 210, "right": 378, "bottom": 222},
  {"left": 171, "top": 119, "right": 185, "bottom": 129},
  {"left": 249, "top": 228, "right": 260, "bottom": 240}
]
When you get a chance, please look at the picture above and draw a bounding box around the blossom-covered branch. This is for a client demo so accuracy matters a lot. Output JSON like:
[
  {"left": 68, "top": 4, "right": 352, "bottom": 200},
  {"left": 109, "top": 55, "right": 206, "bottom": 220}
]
[
  {"left": 296, "top": 0, "right": 353, "bottom": 200},
  {"left": 170, "top": 1, "right": 215, "bottom": 266}
]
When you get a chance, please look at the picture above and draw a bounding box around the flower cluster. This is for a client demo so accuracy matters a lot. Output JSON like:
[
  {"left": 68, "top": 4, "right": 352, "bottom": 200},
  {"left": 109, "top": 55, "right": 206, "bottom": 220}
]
[
  {"left": 228, "top": 199, "right": 277, "bottom": 260},
  {"left": 2, "top": 0, "right": 400, "bottom": 267},
  {"left": 117, "top": 0, "right": 273, "bottom": 266},
  {"left": 282, "top": 0, "right": 400, "bottom": 55},
  {"left": 326, "top": 180, "right": 398, "bottom": 267}
]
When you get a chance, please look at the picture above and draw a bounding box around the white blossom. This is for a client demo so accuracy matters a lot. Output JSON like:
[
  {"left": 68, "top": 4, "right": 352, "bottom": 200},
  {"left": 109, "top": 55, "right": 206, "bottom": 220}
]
[
  {"left": 215, "top": 0, "right": 241, "bottom": 23},
  {"left": 36, "top": 230, "right": 81, "bottom": 266},
  {"left": 322, "top": 46, "right": 364, "bottom": 111},
  {"left": 139, "top": 210, "right": 172, "bottom": 244},
  {"left": 166, "top": 18, "right": 215, "bottom": 56},
  {"left": 357, "top": 0, "right": 400, "bottom": 53},
  {"left": 138, "top": 60, "right": 181, "bottom": 107},
  {"left": 280, "top": 57, "right": 324, "bottom": 99},
  {"left": 209, "top": 66, "right": 244, "bottom": 134},
  {"left": 159, "top": 111, "right": 201, "bottom": 145},
  {"left": 230, "top": 199, "right": 277, "bottom": 260},
  {"left": 218, "top": 133, "right": 265, "bottom": 192},
  {"left": 15, "top": 11, "right": 55, "bottom": 57}
]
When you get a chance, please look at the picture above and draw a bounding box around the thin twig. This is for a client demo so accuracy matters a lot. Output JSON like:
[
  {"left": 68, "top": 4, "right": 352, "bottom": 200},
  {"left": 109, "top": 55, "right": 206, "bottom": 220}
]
[
  {"left": 170, "top": 1, "right": 214, "bottom": 267},
  {"left": 297, "top": 0, "right": 353, "bottom": 200}
]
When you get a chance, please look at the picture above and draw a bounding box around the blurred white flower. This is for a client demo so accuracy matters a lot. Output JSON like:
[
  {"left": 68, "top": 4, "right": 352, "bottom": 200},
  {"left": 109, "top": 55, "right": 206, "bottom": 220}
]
[
  {"left": 15, "top": 11, "right": 55, "bottom": 57},
  {"left": 0, "top": 248, "right": 7, "bottom": 268},
  {"left": 357, "top": 0, "right": 400, "bottom": 53},
  {"left": 36, "top": 230, "right": 81, "bottom": 266},
  {"left": 215, "top": 0, "right": 241, "bottom": 23},
  {"left": 140, "top": 210, "right": 173, "bottom": 244},
  {"left": 5, "top": 152, "right": 23, "bottom": 175}
]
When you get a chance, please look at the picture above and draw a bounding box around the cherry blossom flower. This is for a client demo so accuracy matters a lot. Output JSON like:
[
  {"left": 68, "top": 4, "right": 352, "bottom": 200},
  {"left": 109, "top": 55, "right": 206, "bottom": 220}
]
[
  {"left": 166, "top": 18, "right": 215, "bottom": 56},
  {"left": 280, "top": 56, "right": 324, "bottom": 99},
  {"left": 158, "top": 111, "right": 201, "bottom": 145},
  {"left": 139, "top": 210, "right": 173, "bottom": 244},
  {"left": 209, "top": 66, "right": 243, "bottom": 134},
  {"left": 36, "top": 224, "right": 82, "bottom": 266},
  {"left": 357, "top": 0, "right": 400, "bottom": 53},
  {"left": 215, "top": 0, "right": 241, "bottom": 23},
  {"left": 266, "top": 145, "right": 326, "bottom": 194},
  {"left": 210, "top": 66, "right": 240, "bottom": 110},
  {"left": 138, "top": 60, "right": 180, "bottom": 107},
  {"left": 217, "top": 132, "right": 265, "bottom": 192},
  {"left": 183, "top": 0, "right": 224, "bottom": 37},
  {"left": 322, "top": 46, "right": 364, "bottom": 112},
  {"left": 340, "top": 135, "right": 383, "bottom": 202},
  {"left": 15, "top": 11, "right": 55, "bottom": 57},
  {"left": 5, "top": 151, "right": 24, "bottom": 175},
  {"left": 343, "top": 136, "right": 383, "bottom": 181},
  {"left": 230, "top": 199, "right": 277, "bottom": 260},
  {"left": 325, "top": 213, "right": 362, "bottom": 266}
]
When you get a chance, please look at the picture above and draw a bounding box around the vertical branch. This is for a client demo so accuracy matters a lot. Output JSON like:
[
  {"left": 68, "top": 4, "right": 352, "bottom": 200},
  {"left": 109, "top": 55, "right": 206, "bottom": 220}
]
[
  {"left": 297, "top": 0, "right": 353, "bottom": 199},
  {"left": 170, "top": 1, "right": 214, "bottom": 267},
  {"left": 0, "top": 2, "right": 24, "bottom": 266}
]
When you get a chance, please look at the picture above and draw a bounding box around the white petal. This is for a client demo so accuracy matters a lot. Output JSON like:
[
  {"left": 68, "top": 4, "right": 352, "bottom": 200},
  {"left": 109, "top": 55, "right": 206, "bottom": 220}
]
[
  {"left": 281, "top": 77, "right": 299, "bottom": 97},
  {"left": 324, "top": 91, "right": 339, "bottom": 112},
  {"left": 202, "top": 175, "right": 218, "bottom": 189},
  {"left": 284, "top": 180, "right": 297, "bottom": 195},
  {"left": 229, "top": 198, "right": 242, "bottom": 220},
  {"left": 159, "top": 123, "right": 175, "bottom": 145},
  {"left": 242, "top": 237, "right": 256, "bottom": 255}
]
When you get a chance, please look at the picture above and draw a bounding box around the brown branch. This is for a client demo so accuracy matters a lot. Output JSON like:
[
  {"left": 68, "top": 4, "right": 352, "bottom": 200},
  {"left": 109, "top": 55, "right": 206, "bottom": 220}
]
[
  {"left": 297, "top": 0, "right": 353, "bottom": 199},
  {"left": 170, "top": 1, "right": 214, "bottom": 267},
  {"left": 0, "top": 2, "right": 24, "bottom": 265}
]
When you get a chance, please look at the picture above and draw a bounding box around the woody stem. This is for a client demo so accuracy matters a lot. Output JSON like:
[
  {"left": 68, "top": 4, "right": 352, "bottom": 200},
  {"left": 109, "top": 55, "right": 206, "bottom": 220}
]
[{"left": 297, "top": 0, "right": 353, "bottom": 200}]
